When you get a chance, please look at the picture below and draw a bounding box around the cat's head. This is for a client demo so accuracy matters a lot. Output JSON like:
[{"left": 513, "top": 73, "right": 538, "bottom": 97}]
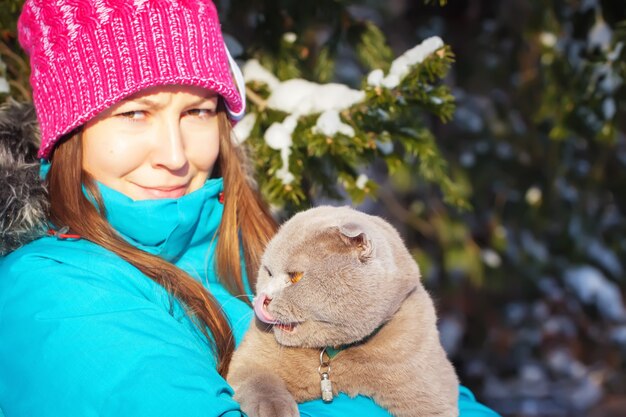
[{"left": 253, "top": 206, "right": 420, "bottom": 348}]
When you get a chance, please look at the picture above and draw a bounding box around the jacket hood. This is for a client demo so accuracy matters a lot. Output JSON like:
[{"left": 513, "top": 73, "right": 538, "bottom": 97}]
[{"left": 0, "top": 99, "right": 48, "bottom": 256}]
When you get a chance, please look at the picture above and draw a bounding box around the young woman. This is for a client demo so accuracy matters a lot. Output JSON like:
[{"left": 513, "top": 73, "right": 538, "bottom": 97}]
[{"left": 0, "top": 1, "right": 500, "bottom": 416}]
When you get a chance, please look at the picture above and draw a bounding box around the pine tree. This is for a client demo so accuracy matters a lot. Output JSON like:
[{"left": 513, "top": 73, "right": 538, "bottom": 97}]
[{"left": 233, "top": 28, "right": 461, "bottom": 211}]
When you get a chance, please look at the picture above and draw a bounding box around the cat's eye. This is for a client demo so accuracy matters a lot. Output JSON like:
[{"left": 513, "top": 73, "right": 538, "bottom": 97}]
[
  {"left": 264, "top": 266, "right": 273, "bottom": 277},
  {"left": 288, "top": 271, "right": 303, "bottom": 284}
]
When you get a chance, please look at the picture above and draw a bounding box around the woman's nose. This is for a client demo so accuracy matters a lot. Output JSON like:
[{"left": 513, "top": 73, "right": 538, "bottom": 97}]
[{"left": 150, "top": 118, "right": 188, "bottom": 173}]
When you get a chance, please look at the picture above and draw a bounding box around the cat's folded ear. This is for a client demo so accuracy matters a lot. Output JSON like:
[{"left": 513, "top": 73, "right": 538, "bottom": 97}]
[{"left": 336, "top": 222, "right": 373, "bottom": 262}]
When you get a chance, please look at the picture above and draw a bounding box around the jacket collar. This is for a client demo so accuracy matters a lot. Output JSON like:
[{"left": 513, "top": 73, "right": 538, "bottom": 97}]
[{"left": 97, "top": 178, "right": 224, "bottom": 263}]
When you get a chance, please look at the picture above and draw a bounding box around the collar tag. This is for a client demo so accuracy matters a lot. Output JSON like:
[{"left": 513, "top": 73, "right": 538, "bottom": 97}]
[{"left": 318, "top": 347, "right": 334, "bottom": 403}]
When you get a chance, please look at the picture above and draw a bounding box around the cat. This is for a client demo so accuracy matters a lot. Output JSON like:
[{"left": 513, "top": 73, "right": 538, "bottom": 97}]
[{"left": 227, "top": 206, "right": 459, "bottom": 417}]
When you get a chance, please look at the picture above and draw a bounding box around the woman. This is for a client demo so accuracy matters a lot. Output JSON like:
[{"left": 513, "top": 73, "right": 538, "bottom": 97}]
[{"left": 0, "top": 1, "right": 500, "bottom": 416}]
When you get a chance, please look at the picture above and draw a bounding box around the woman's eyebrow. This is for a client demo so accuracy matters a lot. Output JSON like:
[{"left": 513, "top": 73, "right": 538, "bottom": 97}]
[
  {"left": 119, "top": 94, "right": 218, "bottom": 108},
  {"left": 187, "top": 96, "right": 218, "bottom": 107},
  {"left": 119, "top": 97, "right": 163, "bottom": 108}
]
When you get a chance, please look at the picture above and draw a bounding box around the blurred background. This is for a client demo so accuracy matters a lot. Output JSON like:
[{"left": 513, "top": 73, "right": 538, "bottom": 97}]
[{"left": 2, "top": 1, "right": 625, "bottom": 416}]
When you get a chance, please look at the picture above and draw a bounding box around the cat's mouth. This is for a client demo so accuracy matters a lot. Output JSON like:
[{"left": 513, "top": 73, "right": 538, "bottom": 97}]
[
  {"left": 254, "top": 293, "right": 301, "bottom": 333},
  {"left": 275, "top": 322, "right": 298, "bottom": 333}
]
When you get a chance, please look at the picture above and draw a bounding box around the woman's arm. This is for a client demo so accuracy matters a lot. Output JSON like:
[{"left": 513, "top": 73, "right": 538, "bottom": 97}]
[
  {"left": 297, "top": 387, "right": 501, "bottom": 417},
  {"left": 0, "top": 248, "right": 501, "bottom": 417},
  {"left": 0, "top": 256, "right": 243, "bottom": 417}
]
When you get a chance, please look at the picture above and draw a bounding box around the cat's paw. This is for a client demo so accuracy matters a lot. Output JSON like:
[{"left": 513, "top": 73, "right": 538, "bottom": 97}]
[
  {"left": 233, "top": 374, "right": 300, "bottom": 417},
  {"left": 242, "top": 396, "right": 300, "bottom": 417}
]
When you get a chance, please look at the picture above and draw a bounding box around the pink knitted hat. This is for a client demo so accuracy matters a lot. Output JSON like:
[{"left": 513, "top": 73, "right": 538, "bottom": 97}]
[{"left": 18, "top": 0, "right": 246, "bottom": 159}]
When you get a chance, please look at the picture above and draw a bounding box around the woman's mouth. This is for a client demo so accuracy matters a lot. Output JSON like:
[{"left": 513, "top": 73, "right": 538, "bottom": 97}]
[{"left": 134, "top": 184, "right": 188, "bottom": 199}]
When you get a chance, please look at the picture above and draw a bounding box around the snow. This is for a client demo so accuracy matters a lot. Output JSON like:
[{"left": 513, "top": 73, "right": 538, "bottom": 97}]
[
  {"left": 0, "top": 77, "right": 8, "bottom": 94},
  {"left": 242, "top": 59, "right": 280, "bottom": 90},
  {"left": 430, "top": 96, "right": 444, "bottom": 105},
  {"left": 454, "top": 107, "right": 484, "bottom": 133},
  {"left": 242, "top": 61, "right": 364, "bottom": 184},
  {"left": 276, "top": 159, "right": 295, "bottom": 185},
  {"left": 389, "top": 36, "right": 444, "bottom": 81},
  {"left": 381, "top": 73, "right": 401, "bottom": 89},
  {"left": 0, "top": 56, "right": 8, "bottom": 94},
  {"left": 367, "top": 69, "right": 384, "bottom": 87},
  {"left": 264, "top": 115, "right": 298, "bottom": 185},
  {"left": 525, "top": 186, "right": 542, "bottom": 205},
  {"left": 555, "top": 178, "right": 579, "bottom": 202},
  {"left": 564, "top": 266, "right": 626, "bottom": 321},
  {"left": 313, "top": 110, "right": 355, "bottom": 137},
  {"left": 540, "top": 32, "right": 557, "bottom": 48},
  {"left": 568, "top": 374, "right": 603, "bottom": 411},
  {"left": 602, "top": 97, "right": 616, "bottom": 120},
  {"left": 593, "top": 65, "right": 622, "bottom": 94},
  {"left": 283, "top": 32, "right": 297, "bottom": 43},
  {"left": 355, "top": 174, "right": 368, "bottom": 190},
  {"left": 546, "top": 348, "right": 586, "bottom": 378},
  {"left": 459, "top": 151, "right": 475, "bottom": 167},
  {"left": 612, "top": 325, "right": 626, "bottom": 346},
  {"left": 521, "top": 231, "right": 548, "bottom": 263},
  {"left": 588, "top": 16, "right": 612, "bottom": 52},
  {"left": 538, "top": 277, "right": 565, "bottom": 302},
  {"left": 580, "top": 0, "right": 598, "bottom": 12},
  {"left": 241, "top": 36, "right": 446, "bottom": 185},
  {"left": 368, "top": 36, "right": 444, "bottom": 89},
  {"left": 267, "top": 79, "right": 365, "bottom": 115},
  {"left": 586, "top": 239, "right": 623, "bottom": 278},
  {"left": 264, "top": 115, "right": 296, "bottom": 150},
  {"left": 608, "top": 42, "right": 623, "bottom": 62},
  {"left": 481, "top": 249, "right": 502, "bottom": 268},
  {"left": 232, "top": 113, "right": 257, "bottom": 144},
  {"left": 376, "top": 140, "right": 394, "bottom": 155}
]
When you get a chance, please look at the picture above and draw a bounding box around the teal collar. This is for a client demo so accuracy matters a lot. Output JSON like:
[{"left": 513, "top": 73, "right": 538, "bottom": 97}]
[
  {"left": 324, "top": 346, "right": 343, "bottom": 360},
  {"left": 323, "top": 323, "right": 385, "bottom": 360}
]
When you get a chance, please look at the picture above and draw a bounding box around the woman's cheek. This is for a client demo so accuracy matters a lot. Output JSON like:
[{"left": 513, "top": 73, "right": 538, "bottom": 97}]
[
  {"left": 186, "top": 131, "right": 220, "bottom": 172},
  {"left": 83, "top": 131, "right": 152, "bottom": 179}
]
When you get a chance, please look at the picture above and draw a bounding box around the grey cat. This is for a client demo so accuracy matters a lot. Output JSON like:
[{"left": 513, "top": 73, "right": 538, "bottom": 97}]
[{"left": 227, "top": 206, "right": 459, "bottom": 417}]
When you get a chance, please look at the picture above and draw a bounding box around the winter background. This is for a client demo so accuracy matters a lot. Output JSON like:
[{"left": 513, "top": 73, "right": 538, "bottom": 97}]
[{"left": 1, "top": 0, "right": 625, "bottom": 416}]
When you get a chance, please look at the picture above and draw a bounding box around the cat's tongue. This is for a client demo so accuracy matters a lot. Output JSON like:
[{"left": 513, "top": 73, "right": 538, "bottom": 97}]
[{"left": 253, "top": 293, "right": 280, "bottom": 324}]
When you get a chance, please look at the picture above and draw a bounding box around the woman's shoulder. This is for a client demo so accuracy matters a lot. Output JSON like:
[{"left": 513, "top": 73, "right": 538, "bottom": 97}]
[
  {"left": 3, "top": 234, "right": 116, "bottom": 269},
  {"left": 0, "top": 236, "right": 167, "bottom": 319},
  {"left": 2, "top": 234, "right": 148, "bottom": 278}
]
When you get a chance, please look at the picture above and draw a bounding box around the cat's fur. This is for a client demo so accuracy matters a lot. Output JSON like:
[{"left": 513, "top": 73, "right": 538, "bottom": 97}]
[{"left": 227, "top": 206, "right": 459, "bottom": 417}]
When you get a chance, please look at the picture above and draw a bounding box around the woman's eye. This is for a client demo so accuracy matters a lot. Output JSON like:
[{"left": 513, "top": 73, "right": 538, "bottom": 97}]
[
  {"left": 288, "top": 272, "right": 303, "bottom": 284},
  {"left": 117, "top": 110, "right": 146, "bottom": 121},
  {"left": 185, "top": 108, "right": 215, "bottom": 118}
]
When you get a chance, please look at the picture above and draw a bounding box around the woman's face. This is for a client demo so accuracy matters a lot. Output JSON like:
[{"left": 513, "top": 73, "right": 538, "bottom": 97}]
[{"left": 82, "top": 85, "right": 220, "bottom": 200}]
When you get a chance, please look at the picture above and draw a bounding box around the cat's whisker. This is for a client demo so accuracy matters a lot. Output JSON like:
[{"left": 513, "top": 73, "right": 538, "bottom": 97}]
[
  {"left": 276, "top": 335, "right": 288, "bottom": 361},
  {"left": 216, "top": 293, "right": 255, "bottom": 316},
  {"left": 230, "top": 310, "right": 255, "bottom": 329},
  {"left": 223, "top": 310, "right": 255, "bottom": 348},
  {"left": 220, "top": 293, "right": 255, "bottom": 304}
]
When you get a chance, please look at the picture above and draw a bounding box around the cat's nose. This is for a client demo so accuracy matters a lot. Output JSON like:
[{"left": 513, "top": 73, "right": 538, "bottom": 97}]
[{"left": 253, "top": 293, "right": 279, "bottom": 324}]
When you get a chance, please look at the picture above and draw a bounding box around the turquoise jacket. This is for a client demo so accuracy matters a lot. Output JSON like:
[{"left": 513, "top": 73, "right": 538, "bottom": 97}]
[{"left": 0, "top": 178, "right": 499, "bottom": 417}]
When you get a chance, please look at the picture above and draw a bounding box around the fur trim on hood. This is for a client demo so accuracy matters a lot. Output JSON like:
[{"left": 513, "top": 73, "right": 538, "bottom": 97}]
[{"left": 0, "top": 99, "right": 49, "bottom": 256}]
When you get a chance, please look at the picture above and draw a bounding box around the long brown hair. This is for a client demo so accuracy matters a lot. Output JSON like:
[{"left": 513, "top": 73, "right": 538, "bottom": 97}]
[{"left": 47, "top": 106, "right": 277, "bottom": 376}]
